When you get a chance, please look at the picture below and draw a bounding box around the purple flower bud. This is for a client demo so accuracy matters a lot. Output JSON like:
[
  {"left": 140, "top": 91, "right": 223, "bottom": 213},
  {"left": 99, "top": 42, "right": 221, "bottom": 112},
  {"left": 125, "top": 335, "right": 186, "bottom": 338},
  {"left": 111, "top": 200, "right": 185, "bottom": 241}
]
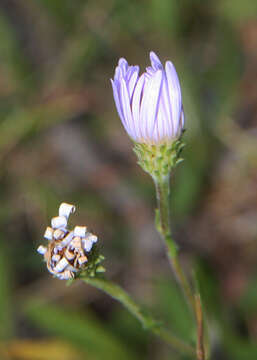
[{"left": 111, "top": 52, "right": 184, "bottom": 144}]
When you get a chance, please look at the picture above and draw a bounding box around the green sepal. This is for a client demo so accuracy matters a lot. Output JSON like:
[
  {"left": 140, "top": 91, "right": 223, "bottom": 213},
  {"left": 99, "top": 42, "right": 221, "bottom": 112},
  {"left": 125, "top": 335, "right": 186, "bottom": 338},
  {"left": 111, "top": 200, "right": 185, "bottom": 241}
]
[
  {"left": 133, "top": 136, "right": 185, "bottom": 181},
  {"left": 68, "top": 246, "right": 105, "bottom": 284},
  {"left": 96, "top": 266, "right": 106, "bottom": 273}
]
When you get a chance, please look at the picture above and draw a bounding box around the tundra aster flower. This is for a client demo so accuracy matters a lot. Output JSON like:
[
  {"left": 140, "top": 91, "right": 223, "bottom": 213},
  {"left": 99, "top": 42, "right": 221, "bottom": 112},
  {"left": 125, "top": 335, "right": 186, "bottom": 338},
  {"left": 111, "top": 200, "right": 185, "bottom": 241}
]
[
  {"left": 111, "top": 52, "right": 185, "bottom": 180},
  {"left": 111, "top": 51, "right": 184, "bottom": 145},
  {"left": 37, "top": 203, "right": 100, "bottom": 280}
]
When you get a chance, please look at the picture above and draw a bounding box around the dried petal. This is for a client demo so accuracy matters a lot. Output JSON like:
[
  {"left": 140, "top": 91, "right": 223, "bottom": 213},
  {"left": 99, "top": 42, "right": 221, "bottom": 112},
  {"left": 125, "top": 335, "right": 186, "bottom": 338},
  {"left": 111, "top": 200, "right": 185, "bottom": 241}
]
[
  {"left": 59, "top": 203, "right": 76, "bottom": 219},
  {"left": 44, "top": 227, "right": 53, "bottom": 240},
  {"left": 52, "top": 254, "right": 61, "bottom": 262},
  {"left": 83, "top": 238, "right": 93, "bottom": 252},
  {"left": 54, "top": 258, "right": 69, "bottom": 273},
  {"left": 37, "top": 245, "right": 47, "bottom": 255},
  {"left": 70, "top": 236, "right": 82, "bottom": 249},
  {"left": 73, "top": 226, "right": 87, "bottom": 238},
  {"left": 65, "top": 249, "right": 75, "bottom": 260},
  {"left": 51, "top": 216, "right": 67, "bottom": 229},
  {"left": 88, "top": 234, "right": 98, "bottom": 243},
  {"left": 53, "top": 229, "right": 65, "bottom": 240}
]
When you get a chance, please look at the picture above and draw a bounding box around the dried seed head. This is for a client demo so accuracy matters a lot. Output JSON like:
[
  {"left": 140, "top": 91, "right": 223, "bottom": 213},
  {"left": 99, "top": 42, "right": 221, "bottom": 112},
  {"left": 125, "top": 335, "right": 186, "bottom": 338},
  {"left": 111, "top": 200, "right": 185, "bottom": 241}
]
[{"left": 37, "top": 202, "right": 98, "bottom": 280}]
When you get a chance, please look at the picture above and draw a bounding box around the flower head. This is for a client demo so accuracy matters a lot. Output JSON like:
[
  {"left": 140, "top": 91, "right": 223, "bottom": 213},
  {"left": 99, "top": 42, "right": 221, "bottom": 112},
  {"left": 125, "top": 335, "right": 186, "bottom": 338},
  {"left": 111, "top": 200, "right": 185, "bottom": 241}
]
[
  {"left": 111, "top": 51, "right": 184, "bottom": 145},
  {"left": 37, "top": 203, "right": 98, "bottom": 280}
]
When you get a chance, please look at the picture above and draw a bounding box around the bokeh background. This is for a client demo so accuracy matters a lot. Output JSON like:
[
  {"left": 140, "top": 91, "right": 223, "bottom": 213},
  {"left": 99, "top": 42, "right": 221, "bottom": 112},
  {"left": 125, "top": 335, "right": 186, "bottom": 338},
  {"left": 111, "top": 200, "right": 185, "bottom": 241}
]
[{"left": 0, "top": 0, "right": 256, "bottom": 359}]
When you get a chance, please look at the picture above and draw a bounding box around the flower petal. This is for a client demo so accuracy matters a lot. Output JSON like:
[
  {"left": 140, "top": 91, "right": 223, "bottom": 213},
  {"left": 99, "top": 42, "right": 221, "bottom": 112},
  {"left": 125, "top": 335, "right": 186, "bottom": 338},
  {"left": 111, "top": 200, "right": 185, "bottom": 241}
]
[
  {"left": 131, "top": 73, "right": 145, "bottom": 140},
  {"left": 127, "top": 66, "right": 139, "bottom": 98},
  {"left": 161, "top": 75, "right": 173, "bottom": 136},
  {"left": 111, "top": 79, "right": 125, "bottom": 125},
  {"left": 114, "top": 66, "right": 122, "bottom": 81},
  {"left": 165, "top": 61, "right": 182, "bottom": 136},
  {"left": 118, "top": 58, "right": 128, "bottom": 76},
  {"left": 140, "top": 70, "right": 163, "bottom": 142},
  {"left": 120, "top": 78, "right": 135, "bottom": 139},
  {"left": 150, "top": 51, "right": 163, "bottom": 70},
  {"left": 125, "top": 66, "right": 134, "bottom": 81},
  {"left": 153, "top": 91, "right": 170, "bottom": 142}
]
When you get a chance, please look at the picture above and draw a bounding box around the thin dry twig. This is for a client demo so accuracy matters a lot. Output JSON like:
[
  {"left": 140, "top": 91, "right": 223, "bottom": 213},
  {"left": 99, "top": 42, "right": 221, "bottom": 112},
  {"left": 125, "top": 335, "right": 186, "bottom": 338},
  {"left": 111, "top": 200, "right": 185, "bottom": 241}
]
[{"left": 195, "top": 294, "right": 205, "bottom": 360}]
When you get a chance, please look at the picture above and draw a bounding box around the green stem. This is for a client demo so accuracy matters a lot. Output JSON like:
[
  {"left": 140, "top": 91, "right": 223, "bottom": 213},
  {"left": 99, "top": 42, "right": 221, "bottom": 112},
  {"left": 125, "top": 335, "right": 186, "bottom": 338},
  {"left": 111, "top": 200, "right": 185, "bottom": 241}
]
[
  {"left": 154, "top": 175, "right": 195, "bottom": 314},
  {"left": 82, "top": 276, "right": 195, "bottom": 356}
]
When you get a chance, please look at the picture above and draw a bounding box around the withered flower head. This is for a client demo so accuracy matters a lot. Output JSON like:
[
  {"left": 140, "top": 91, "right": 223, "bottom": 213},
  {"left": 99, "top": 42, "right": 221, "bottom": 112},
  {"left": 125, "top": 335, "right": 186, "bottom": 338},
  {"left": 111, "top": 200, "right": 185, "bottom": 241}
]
[{"left": 37, "top": 203, "right": 98, "bottom": 280}]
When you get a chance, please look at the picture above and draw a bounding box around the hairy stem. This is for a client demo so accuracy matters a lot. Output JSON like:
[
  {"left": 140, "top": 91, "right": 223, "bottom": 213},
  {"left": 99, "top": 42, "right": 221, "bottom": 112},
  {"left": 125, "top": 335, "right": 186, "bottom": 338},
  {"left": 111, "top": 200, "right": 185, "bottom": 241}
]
[
  {"left": 82, "top": 276, "right": 195, "bottom": 356},
  {"left": 154, "top": 175, "right": 195, "bottom": 314}
]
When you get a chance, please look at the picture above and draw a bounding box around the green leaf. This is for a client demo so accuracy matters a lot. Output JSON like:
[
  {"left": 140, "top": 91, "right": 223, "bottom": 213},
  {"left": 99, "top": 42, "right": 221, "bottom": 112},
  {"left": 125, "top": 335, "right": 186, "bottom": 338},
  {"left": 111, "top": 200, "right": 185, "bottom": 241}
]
[{"left": 24, "top": 299, "right": 138, "bottom": 360}]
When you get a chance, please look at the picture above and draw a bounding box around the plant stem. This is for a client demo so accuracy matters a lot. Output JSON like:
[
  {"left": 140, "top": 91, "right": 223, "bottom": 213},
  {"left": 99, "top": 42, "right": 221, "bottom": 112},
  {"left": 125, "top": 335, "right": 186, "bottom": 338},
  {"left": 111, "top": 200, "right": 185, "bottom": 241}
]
[
  {"left": 195, "top": 294, "right": 205, "bottom": 360},
  {"left": 82, "top": 276, "right": 195, "bottom": 356},
  {"left": 154, "top": 175, "right": 195, "bottom": 314}
]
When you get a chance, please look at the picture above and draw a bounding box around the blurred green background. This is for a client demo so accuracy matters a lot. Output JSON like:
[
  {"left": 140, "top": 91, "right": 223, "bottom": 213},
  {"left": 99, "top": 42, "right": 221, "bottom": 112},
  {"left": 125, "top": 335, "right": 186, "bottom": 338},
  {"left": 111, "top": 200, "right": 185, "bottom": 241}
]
[{"left": 0, "top": 0, "right": 256, "bottom": 359}]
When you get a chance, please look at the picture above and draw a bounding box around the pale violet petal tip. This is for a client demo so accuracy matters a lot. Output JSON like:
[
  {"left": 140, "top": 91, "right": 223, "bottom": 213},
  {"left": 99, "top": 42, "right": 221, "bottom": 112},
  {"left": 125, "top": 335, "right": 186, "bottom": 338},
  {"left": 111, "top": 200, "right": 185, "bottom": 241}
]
[
  {"left": 118, "top": 57, "right": 128, "bottom": 67},
  {"left": 149, "top": 51, "right": 163, "bottom": 70},
  {"left": 114, "top": 66, "right": 122, "bottom": 81}
]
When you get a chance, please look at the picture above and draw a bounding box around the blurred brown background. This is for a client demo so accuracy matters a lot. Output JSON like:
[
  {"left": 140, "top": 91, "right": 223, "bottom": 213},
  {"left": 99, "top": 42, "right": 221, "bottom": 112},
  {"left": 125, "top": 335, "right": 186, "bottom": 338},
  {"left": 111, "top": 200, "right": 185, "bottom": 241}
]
[{"left": 0, "top": 0, "right": 256, "bottom": 359}]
